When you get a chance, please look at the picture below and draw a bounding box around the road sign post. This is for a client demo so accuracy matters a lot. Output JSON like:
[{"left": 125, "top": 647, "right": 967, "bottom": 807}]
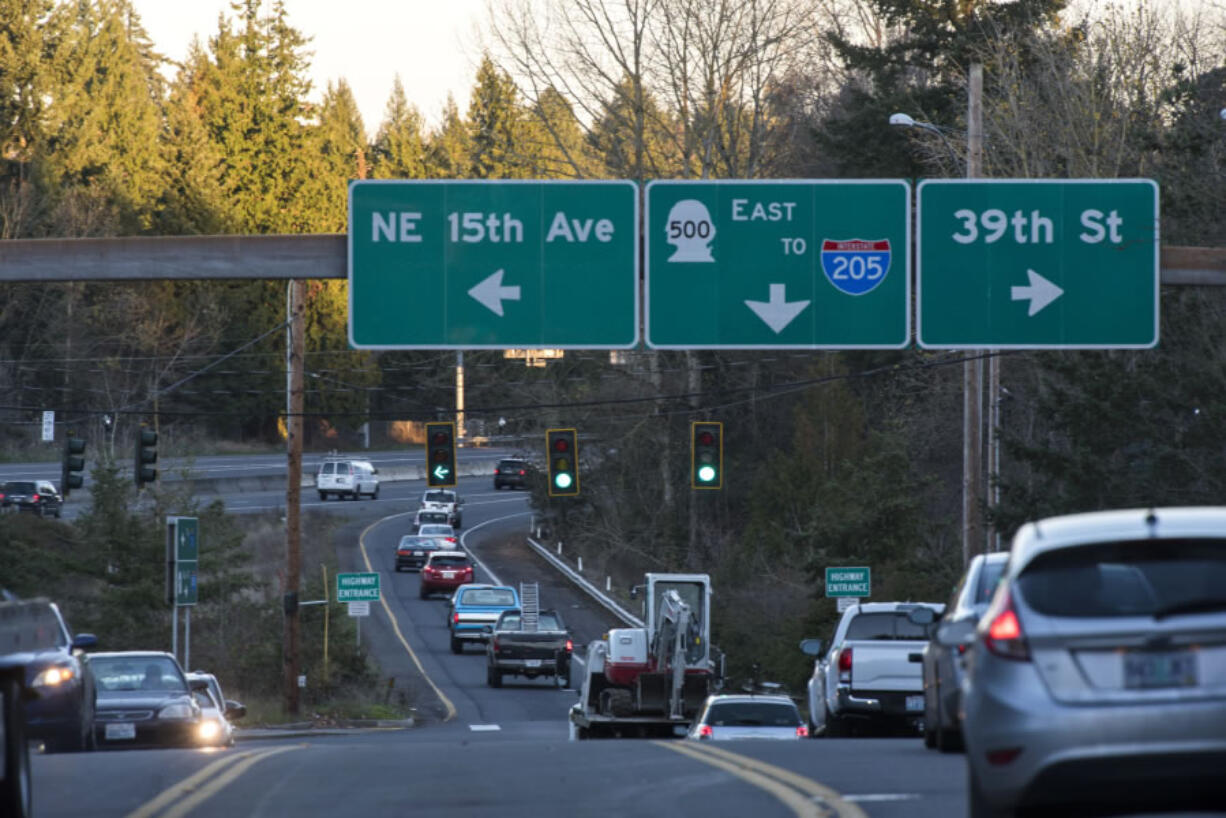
[
  {"left": 645, "top": 180, "right": 911, "bottom": 349},
  {"left": 336, "top": 572, "right": 381, "bottom": 603},
  {"left": 825, "top": 566, "right": 871, "bottom": 598},
  {"left": 348, "top": 180, "right": 639, "bottom": 349},
  {"left": 917, "top": 179, "right": 1159, "bottom": 348},
  {"left": 166, "top": 515, "right": 199, "bottom": 669}
]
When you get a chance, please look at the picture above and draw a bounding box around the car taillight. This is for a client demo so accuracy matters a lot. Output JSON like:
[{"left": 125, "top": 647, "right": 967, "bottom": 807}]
[
  {"left": 31, "top": 493, "right": 40, "bottom": 502},
  {"left": 796, "top": 725, "right": 809, "bottom": 738},
  {"left": 446, "top": 537, "right": 456, "bottom": 543},
  {"left": 518, "top": 469, "right": 525, "bottom": 475},
  {"left": 463, "top": 567, "right": 473, "bottom": 577},
  {"left": 983, "top": 590, "right": 1030, "bottom": 661},
  {"left": 564, "top": 639, "right": 573, "bottom": 653},
  {"left": 453, "top": 612, "right": 460, "bottom": 624},
  {"left": 698, "top": 724, "right": 713, "bottom": 739},
  {"left": 494, "top": 468, "right": 501, "bottom": 474},
  {"left": 837, "top": 646, "right": 852, "bottom": 683},
  {"left": 492, "top": 637, "right": 500, "bottom": 651}
]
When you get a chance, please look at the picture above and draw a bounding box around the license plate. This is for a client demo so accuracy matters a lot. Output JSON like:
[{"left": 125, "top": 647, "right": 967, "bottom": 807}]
[
  {"left": 1124, "top": 650, "right": 1198, "bottom": 689},
  {"left": 105, "top": 722, "right": 136, "bottom": 740},
  {"left": 442, "top": 571, "right": 455, "bottom": 579},
  {"left": 413, "top": 551, "right": 423, "bottom": 556},
  {"left": 525, "top": 659, "right": 542, "bottom": 668},
  {"left": 905, "top": 695, "right": 924, "bottom": 712}
]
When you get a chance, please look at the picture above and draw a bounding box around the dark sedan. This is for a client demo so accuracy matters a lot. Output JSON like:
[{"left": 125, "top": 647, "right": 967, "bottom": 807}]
[
  {"left": 20, "top": 603, "right": 97, "bottom": 753},
  {"left": 395, "top": 535, "right": 443, "bottom": 572},
  {"left": 0, "top": 480, "right": 63, "bottom": 518},
  {"left": 90, "top": 652, "right": 203, "bottom": 749}
]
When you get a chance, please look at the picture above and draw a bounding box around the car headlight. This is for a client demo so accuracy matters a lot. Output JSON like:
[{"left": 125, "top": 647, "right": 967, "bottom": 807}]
[
  {"left": 158, "top": 703, "right": 195, "bottom": 719},
  {"left": 32, "top": 665, "right": 75, "bottom": 687},
  {"left": 197, "top": 719, "right": 221, "bottom": 741}
]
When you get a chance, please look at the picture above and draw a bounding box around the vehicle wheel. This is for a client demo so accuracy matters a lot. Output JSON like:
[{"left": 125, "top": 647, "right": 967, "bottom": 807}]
[
  {"left": 938, "top": 723, "right": 964, "bottom": 753},
  {"left": 605, "top": 689, "right": 634, "bottom": 717},
  {"left": 824, "top": 709, "right": 849, "bottom": 738},
  {"left": 318, "top": 492, "right": 327, "bottom": 501},
  {"left": 487, "top": 666, "right": 502, "bottom": 688},
  {"left": 450, "top": 637, "right": 462, "bottom": 654},
  {"left": 372, "top": 486, "right": 379, "bottom": 500},
  {"left": 969, "top": 765, "right": 1012, "bottom": 818},
  {"left": 1, "top": 677, "right": 33, "bottom": 818},
  {"left": 419, "top": 586, "right": 429, "bottom": 600}
]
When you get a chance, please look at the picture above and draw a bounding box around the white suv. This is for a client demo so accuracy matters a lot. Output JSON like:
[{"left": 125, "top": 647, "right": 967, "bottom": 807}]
[
  {"left": 317, "top": 459, "right": 379, "bottom": 501},
  {"left": 420, "top": 489, "right": 462, "bottom": 528}
]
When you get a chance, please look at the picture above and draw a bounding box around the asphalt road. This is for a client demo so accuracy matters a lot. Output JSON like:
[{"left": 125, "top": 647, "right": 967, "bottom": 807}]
[{"left": 25, "top": 490, "right": 1224, "bottom": 817}]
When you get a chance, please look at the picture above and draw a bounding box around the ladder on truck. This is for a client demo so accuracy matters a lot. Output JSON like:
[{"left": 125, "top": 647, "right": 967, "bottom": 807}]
[{"left": 520, "top": 582, "right": 540, "bottom": 631}]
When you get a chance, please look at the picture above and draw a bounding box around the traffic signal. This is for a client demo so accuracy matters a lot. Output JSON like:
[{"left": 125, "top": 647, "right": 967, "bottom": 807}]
[
  {"left": 425, "top": 421, "right": 457, "bottom": 487},
  {"left": 546, "top": 428, "right": 579, "bottom": 497},
  {"left": 61, "top": 434, "right": 85, "bottom": 498},
  {"left": 691, "top": 421, "right": 722, "bottom": 489},
  {"left": 135, "top": 425, "right": 158, "bottom": 487}
]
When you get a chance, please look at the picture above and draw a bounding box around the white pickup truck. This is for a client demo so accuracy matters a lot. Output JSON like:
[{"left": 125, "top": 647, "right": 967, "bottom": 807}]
[{"left": 803, "top": 601, "right": 943, "bottom": 737}]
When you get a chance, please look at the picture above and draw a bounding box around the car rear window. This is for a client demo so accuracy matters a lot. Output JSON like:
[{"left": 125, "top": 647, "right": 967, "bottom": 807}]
[
  {"left": 4, "top": 482, "right": 36, "bottom": 493},
  {"left": 420, "top": 524, "right": 453, "bottom": 536},
  {"left": 975, "top": 559, "right": 1007, "bottom": 605},
  {"left": 461, "top": 588, "right": 516, "bottom": 606},
  {"left": 705, "top": 701, "right": 800, "bottom": 727},
  {"left": 499, "top": 460, "right": 526, "bottom": 470},
  {"left": 844, "top": 611, "right": 935, "bottom": 640},
  {"left": 425, "top": 491, "right": 454, "bottom": 503},
  {"left": 1017, "top": 538, "right": 1226, "bottom": 618},
  {"left": 399, "top": 537, "right": 434, "bottom": 548},
  {"left": 430, "top": 556, "right": 469, "bottom": 568}
]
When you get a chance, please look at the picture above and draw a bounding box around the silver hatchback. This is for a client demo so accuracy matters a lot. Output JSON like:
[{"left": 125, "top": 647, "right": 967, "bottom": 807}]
[{"left": 944, "top": 507, "right": 1226, "bottom": 817}]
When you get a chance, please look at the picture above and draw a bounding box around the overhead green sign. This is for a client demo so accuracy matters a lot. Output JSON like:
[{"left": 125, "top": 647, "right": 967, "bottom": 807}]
[
  {"left": 336, "top": 572, "right": 381, "bottom": 603},
  {"left": 348, "top": 180, "right": 639, "bottom": 349},
  {"left": 917, "top": 179, "right": 1159, "bottom": 348},
  {"left": 825, "top": 566, "right": 871, "bottom": 598},
  {"left": 645, "top": 180, "right": 911, "bottom": 349}
]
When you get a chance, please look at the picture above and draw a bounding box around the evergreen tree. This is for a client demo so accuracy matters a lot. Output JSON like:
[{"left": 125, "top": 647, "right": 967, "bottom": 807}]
[
  {"left": 371, "top": 75, "right": 427, "bottom": 179},
  {"left": 466, "top": 54, "right": 532, "bottom": 179},
  {"left": 426, "top": 94, "right": 471, "bottom": 179}
]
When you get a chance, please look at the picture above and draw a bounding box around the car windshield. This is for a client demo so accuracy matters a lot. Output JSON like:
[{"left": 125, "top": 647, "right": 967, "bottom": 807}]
[
  {"left": 424, "top": 491, "right": 454, "bottom": 503},
  {"left": 93, "top": 656, "right": 187, "bottom": 693},
  {"left": 461, "top": 588, "right": 515, "bottom": 606},
  {"left": 1017, "top": 538, "right": 1226, "bottom": 618},
  {"left": 844, "top": 611, "right": 936, "bottom": 640},
  {"left": 975, "top": 559, "right": 1008, "bottom": 605},
  {"left": 430, "top": 556, "right": 469, "bottom": 568},
  {"left": 420, "top": 525, "right": 453, "bottom": 536},
  {"left": 705, "top": 701, "right": 800, "bottom": 727}
]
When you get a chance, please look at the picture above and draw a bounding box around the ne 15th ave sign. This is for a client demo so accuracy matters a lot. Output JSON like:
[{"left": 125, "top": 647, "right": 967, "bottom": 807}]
[
  {"left": 825, "top": 566, "right": 871, "bottom": 598},
  {"left": 918, "top": 179, "right": 1159, "bottom": 349},
  {"left": 348, "top": 180, "right": 639, "bottom": 349},
  {"left": 336, "top": 572, "right": 380, "bottom": 603},
  {"left": 645, "top": 180, "right": 911, "bottom": 349}
]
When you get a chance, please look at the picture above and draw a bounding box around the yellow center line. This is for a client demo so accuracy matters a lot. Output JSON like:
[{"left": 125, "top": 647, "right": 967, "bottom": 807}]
[
  {"left": 126, "top": 751, "right": 255, "bottom": 818},
  {"left": 663, "top": 741, "right": 871, "bottom": 818},
  {"left": 160, "top": 745, "right": 301, "bottom": 818},
  {"left": 358, "top": 516, "right": 458, "bottom": 722},
  {"left": 657, "top": 741, "right": 826, "bottom": 818}
]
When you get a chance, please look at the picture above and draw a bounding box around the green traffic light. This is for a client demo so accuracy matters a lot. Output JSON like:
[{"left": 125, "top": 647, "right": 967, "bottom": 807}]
[
  {"left": 697, "top": 465, "right": 717, "bottom": 483},
  {"left": 554, "top": 472, "right": 573, "bottom": 490}
]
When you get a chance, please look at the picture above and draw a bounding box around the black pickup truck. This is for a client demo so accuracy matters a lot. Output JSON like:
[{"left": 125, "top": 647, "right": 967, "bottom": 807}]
[{"left": 485, "top": 609, "right": 573, "bottom": 688}]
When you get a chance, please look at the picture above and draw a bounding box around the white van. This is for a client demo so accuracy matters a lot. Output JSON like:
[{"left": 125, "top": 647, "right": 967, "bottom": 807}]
[{"left": 317, "top": 458, "right": 379, "bottom": 501}]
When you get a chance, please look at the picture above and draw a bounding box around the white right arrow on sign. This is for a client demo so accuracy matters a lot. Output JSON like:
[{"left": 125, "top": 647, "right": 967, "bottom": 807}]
[
  {"left": 745, "top": 283, "right": 810, "bottom": 334},
  {"left": 1011, "top": 269, "right": 1064, "bottom": 317}
]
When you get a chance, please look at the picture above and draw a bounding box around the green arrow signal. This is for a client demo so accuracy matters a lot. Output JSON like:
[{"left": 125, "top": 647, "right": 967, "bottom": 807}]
[{"left": 433, "top": 464, "right": 451, "bottom": 481}]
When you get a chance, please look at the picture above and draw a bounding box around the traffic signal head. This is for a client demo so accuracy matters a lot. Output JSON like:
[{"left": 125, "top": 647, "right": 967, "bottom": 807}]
[
  {"left": 691, "top": 421, "right": 722, "bottom": 489},
  {"left": 61, "top": 435, "right": 86, "bottom": 497},
  {"left": 425, "top": 421, "right": 457, "bottom": 487},
  {"left": 546, "top": 428, "right": 579, "bottom": 496},
  {"left": 135, "top": 426, "right": 157, "bottom": 487}
]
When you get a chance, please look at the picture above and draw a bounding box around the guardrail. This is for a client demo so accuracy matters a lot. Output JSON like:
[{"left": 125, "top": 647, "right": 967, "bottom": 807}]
[{"left": 524, "top": 535, "right": 644, "bottom": 628}]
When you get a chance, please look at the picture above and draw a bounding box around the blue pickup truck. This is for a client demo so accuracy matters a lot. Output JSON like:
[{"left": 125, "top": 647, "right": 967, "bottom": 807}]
[{"left": 448, "top": 585, "right": 520, "bottom": 654}]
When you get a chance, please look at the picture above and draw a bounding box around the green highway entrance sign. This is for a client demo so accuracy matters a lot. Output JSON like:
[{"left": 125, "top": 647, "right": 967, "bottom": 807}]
[
  {"left": 349, "top": 180, "right": 638, "bottom": 349},
  {"left": 336, "top": 572, "right": 381, "bottom": 603},
  {"left": 645, "top": 180, "right": 910, "bottom": 349},
  {"left": 825, "top": 566, "right": 871, "bottom": 598},
  {"left": 917, "top": 179, "right": 1159, "bottom": 348},
  {"left": 166, "top": 516, "right": 198, "bottom": 606}
]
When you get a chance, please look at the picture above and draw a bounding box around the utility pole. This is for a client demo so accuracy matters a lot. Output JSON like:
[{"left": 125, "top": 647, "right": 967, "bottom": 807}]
[
  {"left": 455, "top": 351, "right": 465, "bottom": 443},
  {"left": 284, "top": 278, "right": 305, "bottom": 716},
  {"left": 963, "top": 63, "right": 985, "bottom": 568}
]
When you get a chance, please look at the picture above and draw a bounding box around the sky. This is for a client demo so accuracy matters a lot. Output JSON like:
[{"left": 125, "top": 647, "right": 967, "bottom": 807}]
[{"left": 132, "top": 0, "right": 489, "bottom": 134}]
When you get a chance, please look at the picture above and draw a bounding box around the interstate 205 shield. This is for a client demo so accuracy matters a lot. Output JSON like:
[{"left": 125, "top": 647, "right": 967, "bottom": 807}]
[{"left": 821, "top": 239, "right": 892, "bottom": 297}]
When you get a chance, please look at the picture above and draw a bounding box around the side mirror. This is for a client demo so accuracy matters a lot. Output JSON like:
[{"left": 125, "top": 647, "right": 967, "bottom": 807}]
[
  {"left": 799, "top": 638, "right": 823, "bottom": 656},
  {"left": 936, "top": 619, "right": 977, "bottom": 647},
  {"left": 72, "top": 633, "right": 98, "bottom": 651},
  {"left": 906, "top": 607, "right": 937, "bottom": 626},
  {"left": 372, "top": 468, "right": 379, "bottom": 475},
  {"left": 189, "top": 678, "right": 210, "bottom": 692},
  {"left": 225, "top": 701, "right": 247, "bottom": 720}
]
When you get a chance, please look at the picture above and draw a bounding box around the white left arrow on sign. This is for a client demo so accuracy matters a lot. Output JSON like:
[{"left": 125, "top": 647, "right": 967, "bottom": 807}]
[
  {"left": 1010, "top": 269, "right": 1063, "bottom": 317},
  {"left": 468, "top": 269, "right": 521, "bottom": 317},
  {"left": 745, "top": 283, "right": 810, "bottom": 334}
]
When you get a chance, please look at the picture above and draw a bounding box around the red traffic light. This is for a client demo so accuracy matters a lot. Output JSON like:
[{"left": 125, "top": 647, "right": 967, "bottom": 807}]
[
  {"left": 697, "top": 431, "right": 715, "bottom": 446},
  {"left": 553, "top": 437, "right": 570, "bottom": 453},
  {"left": 432, "top": 431, "right": 449, "bottom": 444}
]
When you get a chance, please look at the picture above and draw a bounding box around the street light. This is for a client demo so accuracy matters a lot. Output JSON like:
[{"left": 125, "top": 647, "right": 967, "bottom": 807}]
[{"left": 889, "top": 112, "right": 962, "bottom": 172}]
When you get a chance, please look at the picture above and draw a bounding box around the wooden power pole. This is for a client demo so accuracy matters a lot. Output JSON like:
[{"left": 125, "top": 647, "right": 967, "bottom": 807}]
[{"left": 284, "top": 278, "right": 305, "bottom": 715}]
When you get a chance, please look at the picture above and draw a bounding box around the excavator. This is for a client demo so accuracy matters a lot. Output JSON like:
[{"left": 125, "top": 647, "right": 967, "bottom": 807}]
[{"left": 569, "top": 573, "right": 718, "bottom": 739}]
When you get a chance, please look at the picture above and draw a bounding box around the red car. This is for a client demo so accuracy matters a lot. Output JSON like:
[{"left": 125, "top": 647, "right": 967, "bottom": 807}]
[{"left": 419, "top": 551, "right": 473, "bottom": 599}]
